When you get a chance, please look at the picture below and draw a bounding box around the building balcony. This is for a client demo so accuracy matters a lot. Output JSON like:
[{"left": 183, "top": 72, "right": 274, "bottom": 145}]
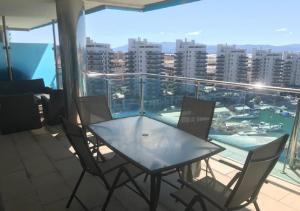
[
  {"left": 174, "top": 55, "right": 183, "bottom": 59},
  {"left": 3, "top": 0, "right": 299, "bottom": 208},
  {"left": 147, "top": 59, "right": 163, "bottom": 63},
  {"left": 147, "top": 57, "right": 163, "bottom": 61},
  {"left": 215, "top": 69, "right": 225, "bottom": 73},
  {"left": 216, "top": 61, "right": 225, "bottom": 65},
  {"left": 195, "top": 60, "right": 207, "bottom": 63},
  {"left": 195, "top": 63, "right": 207, "bottom": 67},
  {"left": 83, "top": 73, "right": 298, "bottom": 188}
]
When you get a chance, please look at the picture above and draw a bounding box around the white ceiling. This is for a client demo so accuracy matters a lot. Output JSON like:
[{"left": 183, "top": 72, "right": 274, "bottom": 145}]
[{"left": 0, "top": 0, "right": 193, "bottom": 30}]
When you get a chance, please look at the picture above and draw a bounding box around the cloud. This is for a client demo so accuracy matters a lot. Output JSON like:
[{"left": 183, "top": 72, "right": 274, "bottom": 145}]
[
  {"left": 186, "top": 31, "right": 202, "bottom": 36},
  {"left": 275, "top": 28, "right": 288, "bottom": 32},
  {"left": 275, "top": 27, "right": 293, "bottom": 36},
  {"left": 158, "top": 31, "right": 177, "bottom": 36}
]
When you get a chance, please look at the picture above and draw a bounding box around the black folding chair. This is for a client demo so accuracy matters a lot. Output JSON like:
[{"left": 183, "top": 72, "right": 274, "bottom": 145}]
[
  {"left": 158, "top": 96, "right": 216, "bottom": 187},
  {"left": 177, "top": 96, "right": 216, "bottom": 178},
  {"left": 61, "top": 118, "right": 146, "bottom": 210},
  {"left": 171, "top": 134, "right": 289, "bottom": 211},
  {"left": 76, "top": 95, "right": 112, "bottom": 126},
  {"left": 76, "top": 95, "right": 113, "bottom": 161}
]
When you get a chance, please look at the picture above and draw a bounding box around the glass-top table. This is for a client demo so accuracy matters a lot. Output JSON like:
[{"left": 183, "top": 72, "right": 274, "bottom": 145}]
[{"left": 88, "top": 116, "right": 224, "bottom": 211}]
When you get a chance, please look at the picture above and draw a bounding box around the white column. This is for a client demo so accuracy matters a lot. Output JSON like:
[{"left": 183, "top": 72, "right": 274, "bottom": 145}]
[{"left": 55, "top": 0, "right": 87, "bottom": 123}]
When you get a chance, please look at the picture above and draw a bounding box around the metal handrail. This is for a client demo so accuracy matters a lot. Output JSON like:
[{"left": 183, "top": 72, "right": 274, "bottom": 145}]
[
  {"left": 86, "top": 70, "right": 300, "bottom": 171},
  {"left": 85, "top": 72, "right": 300, "bottom": 94}
]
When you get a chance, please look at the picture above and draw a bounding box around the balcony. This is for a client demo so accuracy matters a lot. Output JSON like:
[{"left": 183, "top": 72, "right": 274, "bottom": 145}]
[
  {"left": 84, "top": 72, "right": 300, "bottom": 181},
  {"left": 1, "top": 0, "right": 300, "bottom": 210},
  {"left": 1, "top": 72, "right": 300, "bottom": 211}
]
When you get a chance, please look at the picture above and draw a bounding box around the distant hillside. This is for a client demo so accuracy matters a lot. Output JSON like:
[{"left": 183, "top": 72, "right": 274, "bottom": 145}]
[
  {"left": 114, "top": 45, "right": 128, "bottom": 52},
  {"left": 114, "top": 43, "right": 300, "bottom": 54}
]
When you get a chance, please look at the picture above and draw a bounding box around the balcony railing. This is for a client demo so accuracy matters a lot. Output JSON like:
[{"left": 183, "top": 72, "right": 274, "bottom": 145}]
[{"left": 83, "top": 72, "right": 300, "bottom": 184}]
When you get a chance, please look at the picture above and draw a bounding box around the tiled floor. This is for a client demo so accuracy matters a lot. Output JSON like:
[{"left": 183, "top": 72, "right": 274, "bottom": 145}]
[{"left": 0, "top": 125, "right": 299, "bottom": 211}]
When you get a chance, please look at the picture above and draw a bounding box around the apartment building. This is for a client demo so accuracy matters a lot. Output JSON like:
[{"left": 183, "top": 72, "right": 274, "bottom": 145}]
[
  {"left": 110, "top": 51, "right": 126, "bottom": 73},
  {"left": 126, "top": 38, "right": 163, "bottom": 74},
  {"left": 251, "top": 49, "right": 283, "bottom": 86},
  {"left": 282, "top": 52, "right": 300, "bottom": 87},
  {"left": 86, "top": 37, "right": 112, "bottom": 73},
  {"left": 163, "top": 54, "right": 175, "bottom": 76},
  {"left": 215, "top": 44, "right": 248, "bottom": 83},
  {"left": 174, "top": 39, "right": 207, "bottom": 79},
  {"left": 126, "top": 38, "right": 163, "bottom": 101},
  {"left": 207, "top": 54, "right": 217, "bottom": 73}
]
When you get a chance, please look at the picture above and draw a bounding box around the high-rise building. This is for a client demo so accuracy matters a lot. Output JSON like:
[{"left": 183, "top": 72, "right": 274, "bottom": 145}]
[
  {"left": 163, "top": 54, "right": 175, "bottom": 76},
  {"left": 110, "top": 51, "right": 126, "bottom": 73},
  {"left": 283, "top": 52, "right": 300, "bottom": 87},
  {"left": 215, "top": 44, "right": 248, "bottom": 83},
  {"left": 251, "top": 49, "right": 283, "bottom": 86},
  {"left": 125, "top": 38, "right": 163, "bottom": 101},
  {"left": 86, "top": 37, "right": 112, "bottom": 73},
  {"left": 126, "top": 38, "right": 163, "bottom": 74},
  {"left": 207, "top": 54, "right": 216, "bottom": 72},
  {"left": 174, "top": 39, "right": 207, "bottom": 78}
]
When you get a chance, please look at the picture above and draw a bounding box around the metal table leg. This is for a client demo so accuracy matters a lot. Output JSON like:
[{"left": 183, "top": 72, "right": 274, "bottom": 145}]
[{"left": 150, "top": 174, "right": 161, "bottom": 211}]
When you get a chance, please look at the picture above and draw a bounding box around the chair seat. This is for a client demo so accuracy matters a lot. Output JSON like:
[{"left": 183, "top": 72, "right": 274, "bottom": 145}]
[
  {"left": 104, "top": 163, "right": 145, "bottom": 188},
  {"left": 172, "top": 187, "right": 222, "bottom": 211},
  {"left": 171, "top": 177, "right": 231, "bottom": 210},
  {"left": 98, "top": 155, "right": 128, "bottom": 174}
]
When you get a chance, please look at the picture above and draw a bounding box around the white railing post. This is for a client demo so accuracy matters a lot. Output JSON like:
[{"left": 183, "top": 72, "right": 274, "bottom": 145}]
[
  {"left": 51, "top": 20, "right": 60, "bottom": 89},
  {"left": 195, "top": 81, "right": 201, "bottom": 99},
  {"left": 106, "top": 77, "right": 112, "bottom": 110},
  {"left": 140, "top": 74, "right": 145, "bottom": 115},
  {"left": 283, "top": 100, "right": 300, "bottom": 172},
  {"left": 1, "top": 16, "right": 13, "bottom": 81}
]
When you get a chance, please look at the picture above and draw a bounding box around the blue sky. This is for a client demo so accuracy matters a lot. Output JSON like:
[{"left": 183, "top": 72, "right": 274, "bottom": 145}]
[{"left": 11, "top": 0, "right": 300, "bottom": 48}]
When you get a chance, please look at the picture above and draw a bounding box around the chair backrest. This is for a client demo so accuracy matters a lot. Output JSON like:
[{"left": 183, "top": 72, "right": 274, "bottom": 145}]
[
  {"left": 76, "top": 95, "right": 112, "bottom": 126},
  {"left": 61, "top": 118, "right": 103, "bottom": 177},
  {"left": 226, "top": 134, "right": 289, "bottom": 209},
  {"left": 177, "top": 96, "right": 216, "bottom": 140}
]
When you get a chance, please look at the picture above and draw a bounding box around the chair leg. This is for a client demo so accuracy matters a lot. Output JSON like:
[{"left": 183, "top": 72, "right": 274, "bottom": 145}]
[
  {"left": 205, "top": 159, "right": 215, "bottom": 179},
  {"left": 184, "top": 197, "right": 197, "bottom": 211},
  {"left": 177, "top": 168, "right": 182, "bottom": 178},
  {"left": 144, "top": 173, "right": 149, "bottom": 182},
  {"left": 253, "top": 200, "right": 260, "bottom": 211},
  {"left": 122, "top": 169, "right": 150, "bottom": 204},
  {"left": 66, "top": 169, "right": 85, "bottom": 208},
  {"left": 101, "top": 168, "right": 124, "bottom": 211}
]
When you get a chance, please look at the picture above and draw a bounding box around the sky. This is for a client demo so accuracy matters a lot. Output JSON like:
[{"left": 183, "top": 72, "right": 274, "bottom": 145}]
[{"left": 10, "top": 0, "right": 300, "bottom": 48}]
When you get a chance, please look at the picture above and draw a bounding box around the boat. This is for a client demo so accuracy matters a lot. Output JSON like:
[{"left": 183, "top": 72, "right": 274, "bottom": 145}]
[
  {"left": 229, "top": 113, "right": 258, "bottom": 120},
  {"left": 256, "top": 122, "right": 283, "bottom": 132},
  {"left": 237, "top": 129, "right": 267, "bottom": 136}
]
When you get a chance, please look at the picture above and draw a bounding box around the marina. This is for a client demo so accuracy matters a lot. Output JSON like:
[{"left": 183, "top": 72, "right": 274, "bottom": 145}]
[{"left": 157, "top": 102, "right": 295, "bottom": 151}]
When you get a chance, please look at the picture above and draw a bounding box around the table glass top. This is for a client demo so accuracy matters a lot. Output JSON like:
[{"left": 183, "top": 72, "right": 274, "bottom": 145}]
[{"left": 89, "top": 116, "right": 224, "bottom": 173}]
